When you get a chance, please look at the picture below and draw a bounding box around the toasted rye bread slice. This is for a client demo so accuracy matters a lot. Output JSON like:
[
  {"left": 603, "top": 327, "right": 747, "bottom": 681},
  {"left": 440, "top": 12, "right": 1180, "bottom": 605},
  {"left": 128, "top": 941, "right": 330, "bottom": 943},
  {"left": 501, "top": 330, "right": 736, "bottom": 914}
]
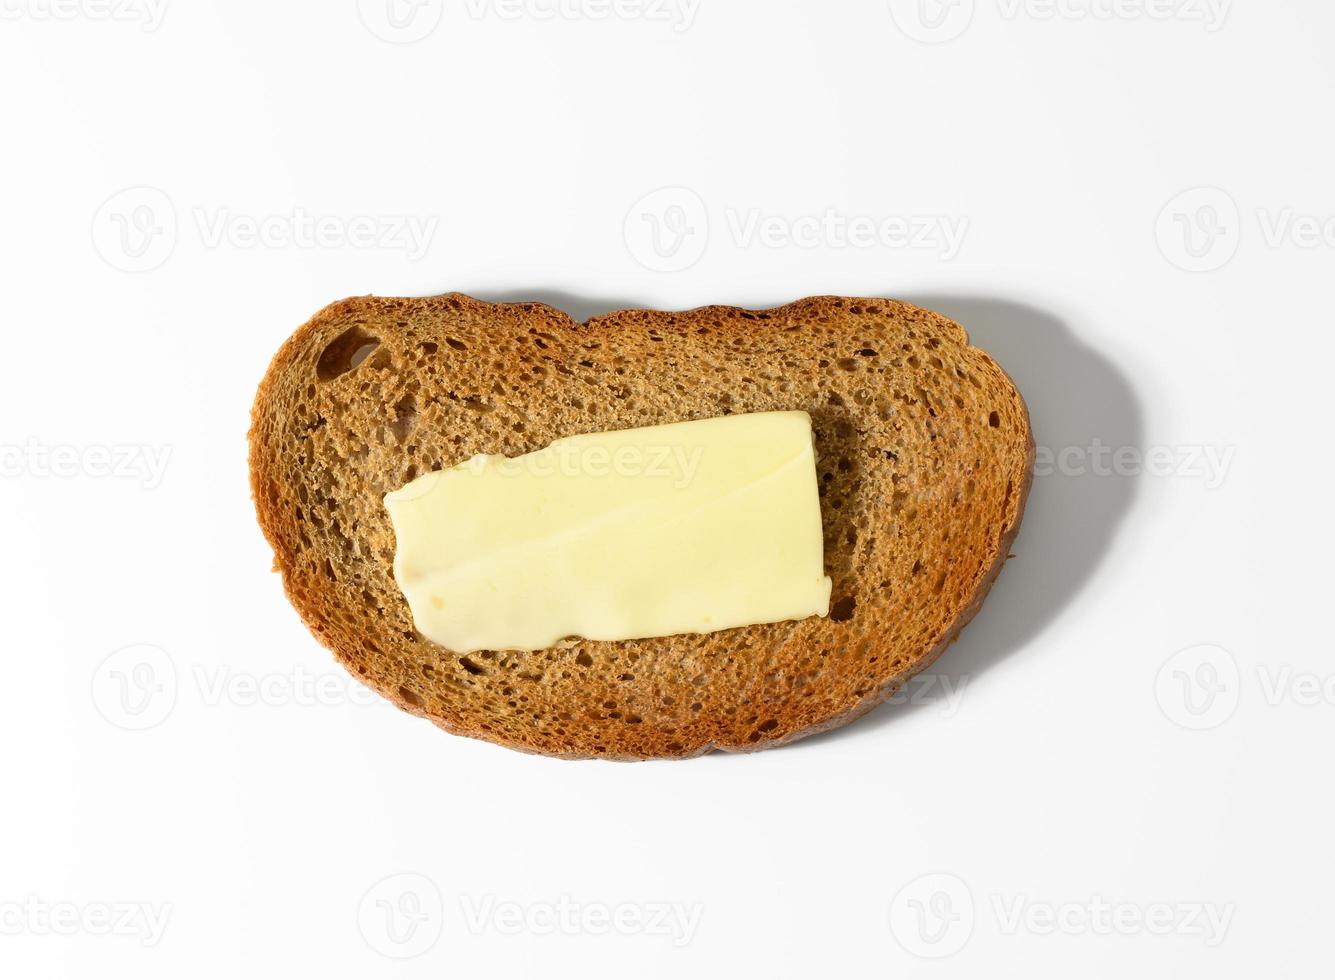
[{"left": 249, "top": 294, "right": 1034, "bottom": 759}]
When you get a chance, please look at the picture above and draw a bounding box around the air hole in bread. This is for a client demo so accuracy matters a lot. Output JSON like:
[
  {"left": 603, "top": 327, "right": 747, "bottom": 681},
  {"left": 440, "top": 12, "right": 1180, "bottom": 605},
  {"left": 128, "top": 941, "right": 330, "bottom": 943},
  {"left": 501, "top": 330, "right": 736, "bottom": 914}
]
[
  {"left": 316, "top": 327, "right": 380, "bottom": 381},
  {"left": 398, "top": 686, "right": 423, "bottom": 707},
  {"left": 391, "top": 394, "right": 418, "bottom": 441},
  {"left": 988, "top": 410, "right": 1001, "bottom": 427},
  {"left": 829, "top": 596, "right": 856, "bottom": 622},
  {"left": 459, "top": 656, "right": 487, "bottom": 676}
]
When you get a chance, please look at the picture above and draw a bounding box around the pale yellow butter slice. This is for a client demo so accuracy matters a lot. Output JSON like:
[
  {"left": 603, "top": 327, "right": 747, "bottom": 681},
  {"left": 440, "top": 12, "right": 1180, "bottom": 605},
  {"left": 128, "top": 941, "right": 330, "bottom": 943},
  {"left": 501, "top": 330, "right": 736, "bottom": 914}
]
[{"left": 384, "top": 411, "right": 832, "bottom": 653}]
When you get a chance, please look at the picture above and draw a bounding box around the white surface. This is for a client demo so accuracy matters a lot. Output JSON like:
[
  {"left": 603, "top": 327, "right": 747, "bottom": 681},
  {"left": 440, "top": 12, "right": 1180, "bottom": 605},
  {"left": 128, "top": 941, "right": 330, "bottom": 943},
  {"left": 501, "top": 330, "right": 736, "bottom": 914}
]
[{"left": 1, "top": 2, "right": 1330, "bottom": 977}]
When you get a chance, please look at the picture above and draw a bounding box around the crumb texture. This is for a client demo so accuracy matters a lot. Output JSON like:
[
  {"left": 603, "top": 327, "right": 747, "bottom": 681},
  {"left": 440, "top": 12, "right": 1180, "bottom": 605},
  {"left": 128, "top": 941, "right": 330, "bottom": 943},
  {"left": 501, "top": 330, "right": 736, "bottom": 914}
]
[{"left": 248, "top": 294, "right": 1034, "bottom": 759}]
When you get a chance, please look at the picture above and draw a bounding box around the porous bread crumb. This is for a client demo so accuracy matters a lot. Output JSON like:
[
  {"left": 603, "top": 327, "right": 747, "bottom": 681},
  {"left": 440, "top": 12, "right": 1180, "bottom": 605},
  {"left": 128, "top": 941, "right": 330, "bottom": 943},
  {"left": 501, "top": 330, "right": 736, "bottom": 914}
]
[{"left": 248, "top": 294, "right": 1035, "bottom": 759}]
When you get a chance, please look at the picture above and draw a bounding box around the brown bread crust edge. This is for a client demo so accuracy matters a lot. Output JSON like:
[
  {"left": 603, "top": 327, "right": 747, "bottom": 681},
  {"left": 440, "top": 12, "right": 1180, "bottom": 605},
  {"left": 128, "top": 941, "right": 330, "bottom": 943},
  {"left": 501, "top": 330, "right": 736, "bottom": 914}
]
[{"left": 249, "top": 294, "right": 1035, "bottom": 759}]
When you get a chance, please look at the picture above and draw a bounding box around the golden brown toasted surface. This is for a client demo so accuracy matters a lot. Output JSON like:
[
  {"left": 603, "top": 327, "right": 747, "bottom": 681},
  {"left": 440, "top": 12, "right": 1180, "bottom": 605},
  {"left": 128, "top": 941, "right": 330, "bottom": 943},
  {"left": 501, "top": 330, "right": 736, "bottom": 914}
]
[{"left": 248, "top": 293, "right": 1034, "bottom": 759}]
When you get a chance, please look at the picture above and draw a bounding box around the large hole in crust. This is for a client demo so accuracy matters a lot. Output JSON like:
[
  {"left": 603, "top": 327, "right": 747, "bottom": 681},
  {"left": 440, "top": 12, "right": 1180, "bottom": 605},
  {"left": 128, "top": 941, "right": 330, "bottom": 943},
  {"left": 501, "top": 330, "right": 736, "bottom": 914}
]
[{"left": 317, "top": 326, "right": 380, "bottom": 381}]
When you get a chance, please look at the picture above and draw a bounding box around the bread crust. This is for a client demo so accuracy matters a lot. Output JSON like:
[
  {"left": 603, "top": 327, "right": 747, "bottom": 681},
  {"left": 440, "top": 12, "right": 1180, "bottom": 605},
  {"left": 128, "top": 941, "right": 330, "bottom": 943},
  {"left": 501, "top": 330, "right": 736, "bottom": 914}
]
[{"left": 249, "top": 294, "right": 1034, "bottom": 759}]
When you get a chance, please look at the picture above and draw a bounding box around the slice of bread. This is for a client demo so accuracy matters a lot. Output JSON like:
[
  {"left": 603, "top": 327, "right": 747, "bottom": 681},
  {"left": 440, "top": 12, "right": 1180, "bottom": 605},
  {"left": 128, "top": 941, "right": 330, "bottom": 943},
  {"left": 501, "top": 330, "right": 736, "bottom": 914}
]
[{"left": 249, "top": 294, "right": 1034, "bottom": 759}]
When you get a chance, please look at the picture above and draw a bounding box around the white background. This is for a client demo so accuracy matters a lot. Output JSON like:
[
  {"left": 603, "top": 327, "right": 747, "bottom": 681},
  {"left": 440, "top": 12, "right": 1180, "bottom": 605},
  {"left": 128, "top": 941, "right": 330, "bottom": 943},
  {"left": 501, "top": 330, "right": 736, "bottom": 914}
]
[{"left": 2, "top": 0, "right": 1331, "bottom": 976}]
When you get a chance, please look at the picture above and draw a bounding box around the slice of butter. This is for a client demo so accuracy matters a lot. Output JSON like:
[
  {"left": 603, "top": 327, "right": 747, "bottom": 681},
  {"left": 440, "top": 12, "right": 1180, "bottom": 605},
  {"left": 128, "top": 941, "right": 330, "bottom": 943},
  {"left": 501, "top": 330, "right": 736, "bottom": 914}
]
[{"left": 384, "top": 411, "right": 833, "bottom": 653}]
